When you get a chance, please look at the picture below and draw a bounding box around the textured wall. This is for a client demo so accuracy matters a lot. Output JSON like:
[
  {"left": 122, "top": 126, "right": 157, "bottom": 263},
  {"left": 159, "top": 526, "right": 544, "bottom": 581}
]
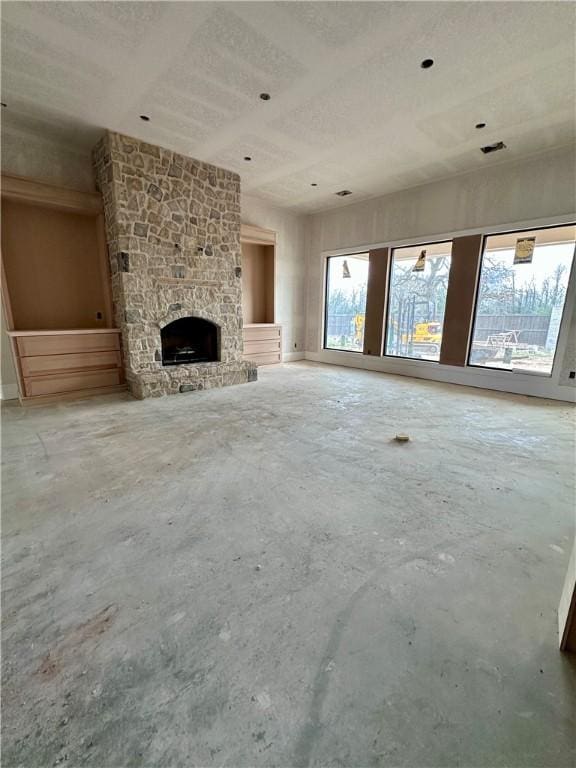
[
  {"left": 306, "top": 146, "right": 576, "bottom": 256},
  {"left": 1, "top": 124, "right": 95, "bottom": 192},
  {"left": 93, "top": 131, "right": 254, "bottom": 398},
  {"left": 306, "top": 145, "right": 576, "bottom": 387},
  {"left": 241, "top": 194, "right": 307, "bottom": 358}
]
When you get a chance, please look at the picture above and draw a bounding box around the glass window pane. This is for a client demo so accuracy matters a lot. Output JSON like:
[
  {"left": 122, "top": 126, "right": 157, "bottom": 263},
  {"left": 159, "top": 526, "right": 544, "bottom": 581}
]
[
  {"left": 385, "top": 242, "right": 452, "bottom": 361},
  {"left": 469, "top": 225, "right": 575, "bottom": 375},
  {"left": 324, "top": 254, "right": 369, "bottom": 352}
]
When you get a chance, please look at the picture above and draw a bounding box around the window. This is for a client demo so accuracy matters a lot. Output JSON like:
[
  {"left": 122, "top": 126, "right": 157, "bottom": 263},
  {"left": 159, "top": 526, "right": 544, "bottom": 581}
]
[
  {"left": 469, "top": 225, "right": 575, "bottom": 375},
  {"left": 385, "top": 241, "right": 452, "bottom": 361},
  {"left": 324, "top": 254, "right": 369, "bottom": 352}
]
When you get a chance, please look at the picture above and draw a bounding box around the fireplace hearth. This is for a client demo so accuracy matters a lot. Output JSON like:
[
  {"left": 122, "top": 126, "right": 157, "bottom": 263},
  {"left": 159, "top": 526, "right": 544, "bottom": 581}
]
[{"left": 161, "top": 317, "right": 219, "bottom": 366}]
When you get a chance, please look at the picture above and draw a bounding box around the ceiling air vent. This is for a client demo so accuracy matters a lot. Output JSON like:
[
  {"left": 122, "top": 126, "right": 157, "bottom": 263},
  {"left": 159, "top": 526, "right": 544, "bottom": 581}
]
[
  {"left": 335, "top": 189, "right": 353, "bottom": 196},
  {"left": 480, "top": 141, "right": 506, "bottom": 155}
]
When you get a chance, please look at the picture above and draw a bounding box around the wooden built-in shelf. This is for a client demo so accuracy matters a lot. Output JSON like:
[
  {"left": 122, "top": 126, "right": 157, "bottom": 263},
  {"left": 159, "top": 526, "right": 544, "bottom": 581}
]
[
  {"left": 1, "top": 174, "right": 123, "bottom": 404},
  {"left": 240, "top": 224, "right": 280, "bottom": 366}
]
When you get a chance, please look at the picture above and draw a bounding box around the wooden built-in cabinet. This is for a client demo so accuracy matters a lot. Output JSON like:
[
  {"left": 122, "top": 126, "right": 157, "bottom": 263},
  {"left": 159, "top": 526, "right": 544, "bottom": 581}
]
[
  {"left": 9, "top": 329, "right": 123, "bottom": 400},
  {"left": 1, "top": 174, "right": 125, "bottom": 404},
  {"left": 240, "top": 223, "right": 282, "bottom": 366},
  {"left": 243, "top": 323, "right": 282, "bottom": 365}
]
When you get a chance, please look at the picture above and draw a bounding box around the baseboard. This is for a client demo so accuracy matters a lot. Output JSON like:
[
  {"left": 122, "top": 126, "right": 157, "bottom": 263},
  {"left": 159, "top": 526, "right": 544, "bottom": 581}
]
[
  {"left": 283, "top": 352, "right": 305, "bottom": 362},
  {"left": 0, "top": 383, "right": 19, "bottom": 401}
]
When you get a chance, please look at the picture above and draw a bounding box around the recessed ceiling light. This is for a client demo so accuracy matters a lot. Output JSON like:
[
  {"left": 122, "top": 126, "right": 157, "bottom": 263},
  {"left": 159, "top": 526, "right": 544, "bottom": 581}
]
[
  {"left": 475, "top": 122, "right": 487, "bottom": 129},
  {"left": 311, "top": 183, "right": 318, "bottom": 187},
  {"left": 259, "top": 93, "right": 271, "bottom": 101},
  {"left": 335, "top": 190, "right": 352, "bottom": 197},
  {"left": 421, "top": 58, "right": 434, "bottom": 69},
  {"left": 480, "top": 141, "right": 506, "bottom": 155},
  {"left": 140, "top": 114, "right": 150, "bottom": 121},
  {"left": 244, "top": 156, "right": 252, "bottom": 161}
]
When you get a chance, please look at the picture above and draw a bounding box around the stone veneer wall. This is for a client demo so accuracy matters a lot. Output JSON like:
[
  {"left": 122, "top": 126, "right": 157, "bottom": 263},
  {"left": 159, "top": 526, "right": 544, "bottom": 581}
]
[{"left": 92, "top": 131, "right": 255, "bottom": 398}]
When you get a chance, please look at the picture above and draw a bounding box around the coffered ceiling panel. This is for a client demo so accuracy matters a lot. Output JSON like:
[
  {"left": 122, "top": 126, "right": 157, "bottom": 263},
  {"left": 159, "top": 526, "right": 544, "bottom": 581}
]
[{"left": 1, "top": 1, "right": 574, "bottom": 213}]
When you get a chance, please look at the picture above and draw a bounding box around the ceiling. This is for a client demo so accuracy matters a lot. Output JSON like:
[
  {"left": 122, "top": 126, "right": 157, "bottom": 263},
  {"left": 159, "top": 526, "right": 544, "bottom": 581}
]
[{"left": 1, "top": 1, "right": 575, "bottom": 213}]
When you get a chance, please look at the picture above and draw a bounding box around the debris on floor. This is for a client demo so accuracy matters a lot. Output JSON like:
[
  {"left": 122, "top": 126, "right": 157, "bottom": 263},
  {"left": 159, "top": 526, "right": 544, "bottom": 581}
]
[{"left": 394, "top": 433, "right": 411, "bottom": 443}]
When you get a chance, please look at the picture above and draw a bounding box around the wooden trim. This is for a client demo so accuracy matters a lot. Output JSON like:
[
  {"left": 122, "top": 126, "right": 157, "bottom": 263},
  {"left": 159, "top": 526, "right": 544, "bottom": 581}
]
[
  {"left": 7, "top": 328, "right": 120, "bottom": 337},
  {"left": 559, "top": 539, "right": 576, "bottom": 652},
  {"left": 20, "top": 350, "right": 122, "bottom": 377},
  {"left": 155, "top": 277, "right": 219, "bottom": 288},
  {"left": 1, "top": 253, "right": 24, "bottom": 397},
  {"left": 363, "top": 248, "right": 389, "bottom": 356},
  {"left": 243, "top": 323, "right": 280, "bottom": 328},
  {"left": 1, "top": 174, "right": 102, "bottom": 215},
  {"left": 240, "top": 223, "right": 276, "bottom": 245},
  {"left": 439, "top": 235, "right": 483, "bottom": 367},
  {"left": 1, "top": 256, "right": 15, "bottom": 330},
  {"left": 96, "top": 214, "right": 114, "bottom": 326},
  {"left": 7, "top": 334, "right": 25, "bottom": 402}
]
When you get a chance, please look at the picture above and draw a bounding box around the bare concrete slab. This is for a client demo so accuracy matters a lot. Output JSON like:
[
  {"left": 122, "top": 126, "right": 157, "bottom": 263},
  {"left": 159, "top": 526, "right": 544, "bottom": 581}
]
[{"left": 2, "top": 362, "right": 575, "bottom": 767}]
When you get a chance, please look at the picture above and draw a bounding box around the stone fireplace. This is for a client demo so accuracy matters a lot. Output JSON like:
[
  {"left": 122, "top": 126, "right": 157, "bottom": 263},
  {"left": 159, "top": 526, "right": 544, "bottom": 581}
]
[{"left": 92, "top": 131, "right": 256, "bottom": 398}]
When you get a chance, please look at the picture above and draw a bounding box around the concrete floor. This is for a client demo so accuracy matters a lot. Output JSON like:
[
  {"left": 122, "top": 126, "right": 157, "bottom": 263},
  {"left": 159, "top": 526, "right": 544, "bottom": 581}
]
[{"left": 2, "top": 362, "right": 575, "bottom": 768}]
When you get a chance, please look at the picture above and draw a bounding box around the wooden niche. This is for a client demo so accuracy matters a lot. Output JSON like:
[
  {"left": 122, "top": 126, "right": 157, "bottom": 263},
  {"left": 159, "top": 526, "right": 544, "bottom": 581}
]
[
  {"left": 241, "top": 240, "right": 275, "bottom": 325},
  {"left": 240, "top": 224, "right": 282, "bottom": 366},
  {"left": 1, "top": 174, "right": 124, "bottom": 404}
]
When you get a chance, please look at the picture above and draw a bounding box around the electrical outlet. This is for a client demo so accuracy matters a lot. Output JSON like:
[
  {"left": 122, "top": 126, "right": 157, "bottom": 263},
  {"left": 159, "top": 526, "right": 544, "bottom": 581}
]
[
  {"left": 96, "top": 311, "right": 103, "bottom": 320},
  {"left": 569, "top": 371, "right": 575, "bottom": 380}
]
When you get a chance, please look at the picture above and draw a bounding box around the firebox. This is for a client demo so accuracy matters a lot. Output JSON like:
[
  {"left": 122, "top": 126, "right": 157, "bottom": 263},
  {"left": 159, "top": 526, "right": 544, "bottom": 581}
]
[{"left": 161, "top": 317, "right": 220, "bottom": 366}]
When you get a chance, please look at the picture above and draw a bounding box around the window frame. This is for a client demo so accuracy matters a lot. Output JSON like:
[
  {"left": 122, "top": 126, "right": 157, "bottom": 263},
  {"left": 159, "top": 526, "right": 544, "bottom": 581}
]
[
  {"left": 383, "top": 238, "right": 453, "bottom": 364},
  {"left": 323, "top": 252, "right": 369, "bottom": 353},
  {"left": 466, "top": 223, "right": 576, "bottom": 377}
]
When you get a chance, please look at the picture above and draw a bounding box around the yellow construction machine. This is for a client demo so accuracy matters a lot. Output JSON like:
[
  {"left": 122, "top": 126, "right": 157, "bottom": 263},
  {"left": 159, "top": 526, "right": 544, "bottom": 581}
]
[
  {"left": 395, "top": 321, "right": 443, "bottom": 358},
  {"left": 409, "top": 322, "right": 443, "bottom": 345}
]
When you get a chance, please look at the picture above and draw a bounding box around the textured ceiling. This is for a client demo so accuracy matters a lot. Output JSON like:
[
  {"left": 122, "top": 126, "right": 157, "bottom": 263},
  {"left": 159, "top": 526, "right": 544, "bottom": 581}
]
[{"left": 1, "top": 1, "right": 575, "bottom": 213}]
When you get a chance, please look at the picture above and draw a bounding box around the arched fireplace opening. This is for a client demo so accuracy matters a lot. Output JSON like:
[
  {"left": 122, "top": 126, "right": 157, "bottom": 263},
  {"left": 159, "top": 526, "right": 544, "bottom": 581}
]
[{"left": 161, "top": 317, "right": 220, "bottom": 366}]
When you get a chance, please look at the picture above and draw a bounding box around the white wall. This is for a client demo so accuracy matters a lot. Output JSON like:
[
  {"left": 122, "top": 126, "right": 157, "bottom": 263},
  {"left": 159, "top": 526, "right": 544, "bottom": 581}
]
[
  {"left": 1, "top": 123, "right": 95, "bottom": 192},
  {"left": 241, "top": 194, "right": 307, "bottom": 361},
  {"left": 305, "top": 145, "right": 576, "bottom": 401}
]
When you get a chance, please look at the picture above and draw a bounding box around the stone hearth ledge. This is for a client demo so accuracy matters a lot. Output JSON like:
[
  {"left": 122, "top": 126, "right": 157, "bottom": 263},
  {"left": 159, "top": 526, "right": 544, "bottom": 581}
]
[{"left": 131, "top": 361, "right": 258, "bottom": 399}]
